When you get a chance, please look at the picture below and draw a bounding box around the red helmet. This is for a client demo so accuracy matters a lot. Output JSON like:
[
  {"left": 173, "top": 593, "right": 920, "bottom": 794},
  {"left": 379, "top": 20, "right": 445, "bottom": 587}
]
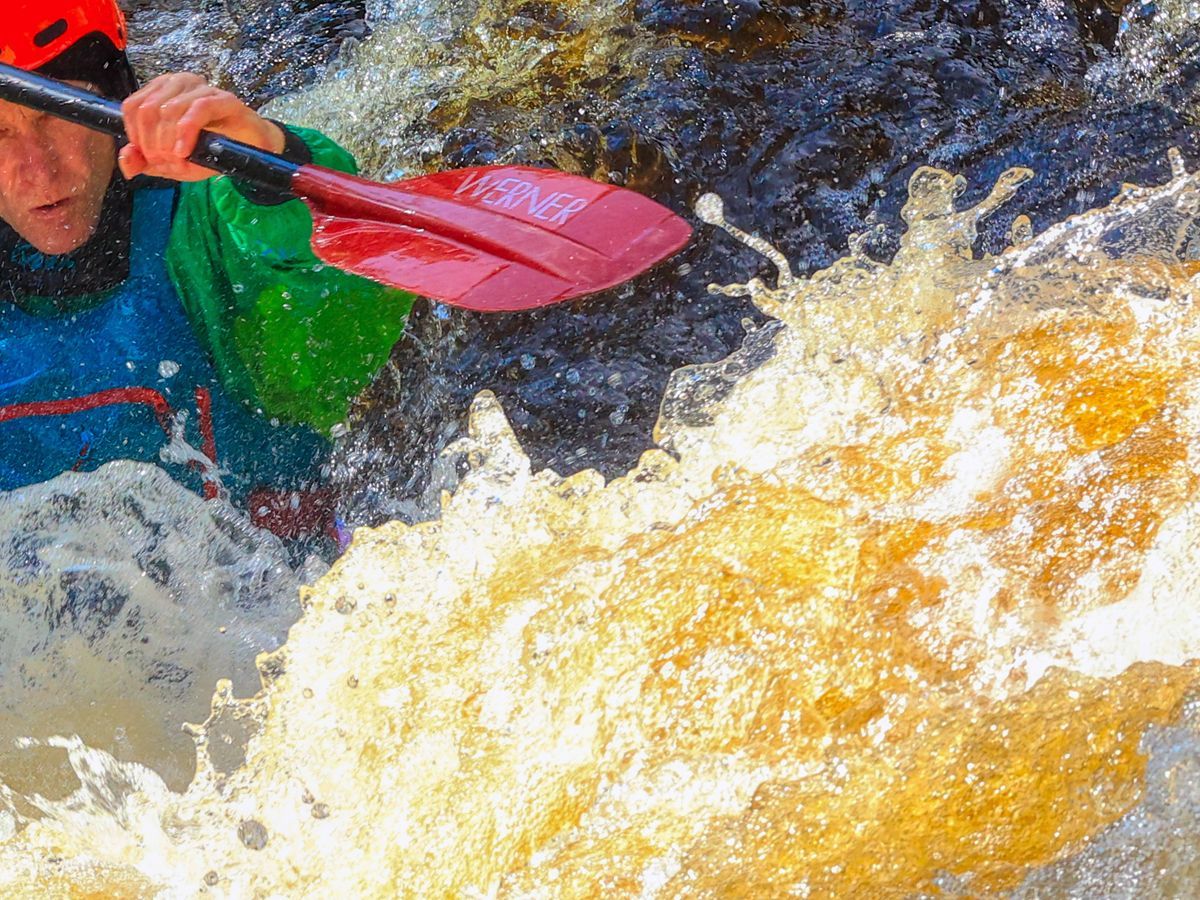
[{"left": 2, "top": 0, "right": 128, "bottom": 71}]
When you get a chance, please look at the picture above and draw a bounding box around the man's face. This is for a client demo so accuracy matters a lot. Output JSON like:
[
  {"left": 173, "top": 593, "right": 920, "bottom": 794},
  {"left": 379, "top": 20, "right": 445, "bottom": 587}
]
[{"left": 0, "top": 85, "right": 116, "bottom": 256}]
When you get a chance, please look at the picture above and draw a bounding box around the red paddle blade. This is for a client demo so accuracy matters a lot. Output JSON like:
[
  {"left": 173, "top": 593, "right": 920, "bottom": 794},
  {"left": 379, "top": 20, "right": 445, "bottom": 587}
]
[{"left": 292, "top": 165, "right": 692, "bottom": 312}]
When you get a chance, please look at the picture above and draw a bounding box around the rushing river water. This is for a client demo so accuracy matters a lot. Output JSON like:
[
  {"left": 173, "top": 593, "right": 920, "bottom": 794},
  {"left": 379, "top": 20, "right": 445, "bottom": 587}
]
[{"left": 7, "top": 0, "right": 1200, "bottom": 896}]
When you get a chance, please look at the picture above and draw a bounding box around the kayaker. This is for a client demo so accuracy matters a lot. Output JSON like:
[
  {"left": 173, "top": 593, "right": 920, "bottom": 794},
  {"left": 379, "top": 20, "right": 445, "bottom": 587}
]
[{"left": 0, "top": 0, "right": 413, "bottom": 533}]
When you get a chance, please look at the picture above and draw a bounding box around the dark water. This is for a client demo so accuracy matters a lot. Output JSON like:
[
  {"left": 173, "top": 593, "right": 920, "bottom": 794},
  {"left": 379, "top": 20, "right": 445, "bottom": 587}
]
[{"left": 125, "top": 0, "right": 368, "bottom": 101}]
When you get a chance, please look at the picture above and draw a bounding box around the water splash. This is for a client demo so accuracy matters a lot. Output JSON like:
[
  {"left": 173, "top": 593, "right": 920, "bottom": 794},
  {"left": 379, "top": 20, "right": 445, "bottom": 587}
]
[
  {"left": 159, "top": 410, "right": 227, "bottom": 501},
  {"left": 0, "top": 463, "right": 302, "bottom": 797},
  {"left": 265, "top": 0, "right": 668, "bottom": 178}
]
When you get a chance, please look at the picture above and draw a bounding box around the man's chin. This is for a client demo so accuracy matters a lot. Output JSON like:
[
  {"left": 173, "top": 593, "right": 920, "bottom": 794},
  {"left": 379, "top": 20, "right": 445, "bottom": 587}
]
[{"left": 21, "top": 223, "right": 95, "bottom": 257}]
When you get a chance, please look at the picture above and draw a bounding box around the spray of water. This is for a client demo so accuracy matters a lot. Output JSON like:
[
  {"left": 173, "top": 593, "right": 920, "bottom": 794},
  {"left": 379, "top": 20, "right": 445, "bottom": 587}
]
[{"left": 0, "top": 463, "right": 302, "bottom": 802}]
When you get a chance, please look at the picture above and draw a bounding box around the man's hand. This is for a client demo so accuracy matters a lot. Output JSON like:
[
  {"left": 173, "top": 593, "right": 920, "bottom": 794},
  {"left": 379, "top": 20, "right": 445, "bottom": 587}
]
[{"left": 118, "top": 74, "right": 286, "bottom": 182}]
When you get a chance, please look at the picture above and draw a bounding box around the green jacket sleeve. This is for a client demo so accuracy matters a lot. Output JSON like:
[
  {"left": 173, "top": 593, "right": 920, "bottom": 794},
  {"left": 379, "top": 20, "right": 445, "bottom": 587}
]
[{"left": 165, "top": 126, "right": 414, "bottom": 435}]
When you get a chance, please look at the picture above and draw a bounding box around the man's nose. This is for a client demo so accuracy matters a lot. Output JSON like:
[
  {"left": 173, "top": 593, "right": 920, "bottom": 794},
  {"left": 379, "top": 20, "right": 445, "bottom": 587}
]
[{"left": 17, "top": 141, "right": 63, "bottom": 189}]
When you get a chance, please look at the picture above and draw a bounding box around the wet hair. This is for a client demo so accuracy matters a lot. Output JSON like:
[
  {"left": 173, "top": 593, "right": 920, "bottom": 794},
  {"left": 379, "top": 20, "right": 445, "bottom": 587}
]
[{"left": 34, "top": 32, "right": 138, "bottom": 100}]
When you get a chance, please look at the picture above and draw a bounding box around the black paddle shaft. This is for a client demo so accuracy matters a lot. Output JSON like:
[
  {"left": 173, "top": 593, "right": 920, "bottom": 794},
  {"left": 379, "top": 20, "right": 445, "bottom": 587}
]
[{"left": 0, "top": 62, "right": 299, "bottom": 196}]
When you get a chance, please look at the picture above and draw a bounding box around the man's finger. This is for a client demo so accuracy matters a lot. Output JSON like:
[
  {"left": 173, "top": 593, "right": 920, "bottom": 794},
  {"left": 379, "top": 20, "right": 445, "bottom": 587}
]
[
  {"left": 170, "top": 91, "right": 244, "bottom": 158},
  {"left": 155, "top": 85, "right": 216, "bottom": 160},
  {"left": 117, "top": 143, "right": 148, "bottom": 179},
  {"left": 122, "top": 75, "right": 200, "bottom": 159},
  {"left": 122, "top": 84, "right": 172, "bottom": 158}
]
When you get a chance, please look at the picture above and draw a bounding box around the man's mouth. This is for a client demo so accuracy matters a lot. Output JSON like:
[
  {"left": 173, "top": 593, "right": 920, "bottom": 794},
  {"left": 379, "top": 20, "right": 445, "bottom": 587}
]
[{"left": 31, "top": 198, "right": 71, "bottom": 216}]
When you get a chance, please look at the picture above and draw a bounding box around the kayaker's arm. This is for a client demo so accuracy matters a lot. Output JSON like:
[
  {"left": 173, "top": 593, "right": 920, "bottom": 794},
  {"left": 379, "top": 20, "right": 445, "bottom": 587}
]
[{"left": 165, "top": 124, "right": 415, "bottom": 435}]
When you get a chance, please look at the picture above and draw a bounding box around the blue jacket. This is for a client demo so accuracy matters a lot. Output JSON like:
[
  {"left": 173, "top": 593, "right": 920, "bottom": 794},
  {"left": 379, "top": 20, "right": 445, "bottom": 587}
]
[{"left": 0, "top": 186, "right": 327, "bottom": 498}]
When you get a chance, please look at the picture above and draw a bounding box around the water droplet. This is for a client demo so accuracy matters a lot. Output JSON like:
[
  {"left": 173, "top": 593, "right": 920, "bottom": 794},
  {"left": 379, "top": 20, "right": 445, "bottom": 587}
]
[
  {"left": 1169, "top": 147, "right": 1187, "bottom": 178},
  {"left": 694, "top": 192, "right": 725, "bottom": 224},
  {"left": 237, "top": 819, "right": 268, "bottom": 850}
]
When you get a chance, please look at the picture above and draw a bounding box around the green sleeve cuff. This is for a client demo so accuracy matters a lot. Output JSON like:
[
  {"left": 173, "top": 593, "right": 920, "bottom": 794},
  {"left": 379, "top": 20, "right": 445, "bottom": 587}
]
[{"left": 229, "top": 123, "right": 313, "bottom": 206}]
